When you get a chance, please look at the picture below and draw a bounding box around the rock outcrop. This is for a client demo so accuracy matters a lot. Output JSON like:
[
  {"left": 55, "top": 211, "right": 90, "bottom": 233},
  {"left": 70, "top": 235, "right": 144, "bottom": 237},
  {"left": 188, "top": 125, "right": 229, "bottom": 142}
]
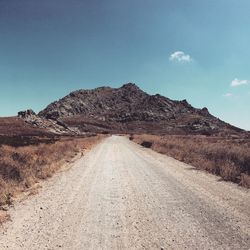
[
  {"left": 18, "top": 109, "right": 36, "bottom": 118},
  {"left": 34, "top": 83, "right": 244, "bottom": 135},
  {"left": 18, "top": 109, "right": 79, "bottom": 134}
]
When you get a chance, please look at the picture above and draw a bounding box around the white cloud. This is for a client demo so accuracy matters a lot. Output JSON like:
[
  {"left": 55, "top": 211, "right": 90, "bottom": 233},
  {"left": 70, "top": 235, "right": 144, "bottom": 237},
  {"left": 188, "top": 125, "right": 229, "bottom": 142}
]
[
  {"left": 223, "top": 93, "right": 233, "bottom": 97},
  {"left": 169, "top": 51, "right": 192, "bottom": 62},
  {"left": 231, "top": 78, "right": 249, "bottom": 87}
]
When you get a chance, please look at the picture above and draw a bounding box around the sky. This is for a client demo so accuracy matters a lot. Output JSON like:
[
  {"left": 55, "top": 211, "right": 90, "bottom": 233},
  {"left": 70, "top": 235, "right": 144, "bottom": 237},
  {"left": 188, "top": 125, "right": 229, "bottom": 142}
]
[{"left": 0, "top": 0, "right": 249, "bottom": 130}]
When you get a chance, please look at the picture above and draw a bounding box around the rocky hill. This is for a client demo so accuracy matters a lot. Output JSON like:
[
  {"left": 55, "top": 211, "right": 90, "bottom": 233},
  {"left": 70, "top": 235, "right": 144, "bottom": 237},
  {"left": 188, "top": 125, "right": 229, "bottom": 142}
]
[{"left": 30, "top": 83, "right": 244, "bottom": 135}]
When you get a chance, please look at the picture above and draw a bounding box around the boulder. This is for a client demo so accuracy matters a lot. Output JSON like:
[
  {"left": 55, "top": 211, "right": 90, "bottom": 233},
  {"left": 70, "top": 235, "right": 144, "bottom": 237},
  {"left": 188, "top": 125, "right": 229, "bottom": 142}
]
[{"left": 18, "top": 109, "right": 36, "bottom": 118}]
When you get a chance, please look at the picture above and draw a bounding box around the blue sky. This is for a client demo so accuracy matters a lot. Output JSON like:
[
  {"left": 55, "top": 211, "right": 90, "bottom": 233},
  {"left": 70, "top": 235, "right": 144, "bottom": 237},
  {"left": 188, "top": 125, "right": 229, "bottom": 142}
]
[{"left": 0, "top": 0, "right": 249, "bottom": 130}]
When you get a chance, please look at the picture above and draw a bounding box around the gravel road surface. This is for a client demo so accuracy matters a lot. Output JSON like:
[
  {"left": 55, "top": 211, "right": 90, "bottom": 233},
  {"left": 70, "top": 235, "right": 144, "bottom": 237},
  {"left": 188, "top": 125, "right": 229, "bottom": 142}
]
[{"left": 0, "top": 136, "right": 249, "bottom": 249}]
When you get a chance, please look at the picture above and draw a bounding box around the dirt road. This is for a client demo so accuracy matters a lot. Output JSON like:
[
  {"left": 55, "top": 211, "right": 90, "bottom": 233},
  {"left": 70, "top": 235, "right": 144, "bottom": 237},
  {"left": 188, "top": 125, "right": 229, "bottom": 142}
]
[{"left": 0, "top": 136, "right": 249, "bottom": 249}]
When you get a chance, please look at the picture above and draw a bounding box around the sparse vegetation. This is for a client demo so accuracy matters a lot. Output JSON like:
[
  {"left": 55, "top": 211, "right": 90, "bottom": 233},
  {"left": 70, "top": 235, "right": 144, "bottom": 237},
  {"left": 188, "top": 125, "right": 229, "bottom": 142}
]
[
  {"left": 0, "top": 135, "right": 57, "bottom": 147},
  {"left": 0, "top": 135, "right": 103, "bottom": 208},
  {"left": 140, "top": 141, "right": 153, "bottom": 148},
  {"left": 132, "top": 134, "right": 250, "bottom": 188},
  {"left": 0, "top": 117, "right": 51, "bottom": 136}
]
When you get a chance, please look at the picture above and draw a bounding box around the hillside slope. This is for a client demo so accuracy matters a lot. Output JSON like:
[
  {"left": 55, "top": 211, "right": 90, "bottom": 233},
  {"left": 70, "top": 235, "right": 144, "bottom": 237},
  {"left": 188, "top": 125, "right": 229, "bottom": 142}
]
[{"left": 37, "top": 83, "right": 244, "bottom": 135}]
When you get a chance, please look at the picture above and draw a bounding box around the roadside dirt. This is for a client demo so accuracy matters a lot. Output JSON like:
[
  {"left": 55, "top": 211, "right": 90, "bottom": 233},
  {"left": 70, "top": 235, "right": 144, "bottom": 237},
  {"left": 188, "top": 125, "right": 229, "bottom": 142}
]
[{"left": 0, "top": 136, "right": 249, "bottom": 249}]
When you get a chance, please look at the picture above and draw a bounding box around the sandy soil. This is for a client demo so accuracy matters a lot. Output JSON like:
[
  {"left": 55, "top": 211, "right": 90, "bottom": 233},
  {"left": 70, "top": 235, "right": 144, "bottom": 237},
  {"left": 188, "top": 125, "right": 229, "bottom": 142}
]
[{"left": 0, "top": 136, "right": 249, "bottom": 250}]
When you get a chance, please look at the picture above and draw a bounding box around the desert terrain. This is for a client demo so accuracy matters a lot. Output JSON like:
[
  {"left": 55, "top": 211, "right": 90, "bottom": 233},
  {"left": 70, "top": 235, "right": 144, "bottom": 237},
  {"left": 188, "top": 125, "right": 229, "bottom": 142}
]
[
  {"left": 0, "top": 136, "right": 249, "bottom": 249},
  {"left": 0, "top": 84, "right": 249, "bottom": 250}
]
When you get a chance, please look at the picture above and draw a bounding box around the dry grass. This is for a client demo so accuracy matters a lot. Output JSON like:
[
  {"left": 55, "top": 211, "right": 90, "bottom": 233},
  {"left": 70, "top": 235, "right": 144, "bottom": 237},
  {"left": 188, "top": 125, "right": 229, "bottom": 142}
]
[
  {"left": 0, "top": 117, "right": 51, "bottom": 136},
  {"left": 0, "top": 210, "right": 10, "bottom": 224},
  {"left": 131, "top": 134, "right": 250, "bottom": 188},
  {"left": 0, "top": 135, "right": 103, "bottom": 208}
]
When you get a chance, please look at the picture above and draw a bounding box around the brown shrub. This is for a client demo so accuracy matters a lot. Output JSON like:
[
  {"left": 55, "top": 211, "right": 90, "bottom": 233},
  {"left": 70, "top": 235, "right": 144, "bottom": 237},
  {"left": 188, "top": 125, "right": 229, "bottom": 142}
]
[
  {"left": 240, "top": 174, "right": 250, "bottom": 188},
  {"left": 132, "top": 134, "right": 250, "bottom": 188},
  {"left": 141, "top": 141, "right": 153, "bottom": 148},
  {"left": 0, "top": 210, "right": 10, "bottom": 224}
]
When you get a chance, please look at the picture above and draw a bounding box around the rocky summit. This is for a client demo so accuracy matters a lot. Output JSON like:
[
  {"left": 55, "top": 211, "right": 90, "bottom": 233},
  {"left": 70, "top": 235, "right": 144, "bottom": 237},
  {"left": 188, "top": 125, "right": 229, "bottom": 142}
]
[{"left": 20, "top": 83, "right": 244, "bottom": 135}]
